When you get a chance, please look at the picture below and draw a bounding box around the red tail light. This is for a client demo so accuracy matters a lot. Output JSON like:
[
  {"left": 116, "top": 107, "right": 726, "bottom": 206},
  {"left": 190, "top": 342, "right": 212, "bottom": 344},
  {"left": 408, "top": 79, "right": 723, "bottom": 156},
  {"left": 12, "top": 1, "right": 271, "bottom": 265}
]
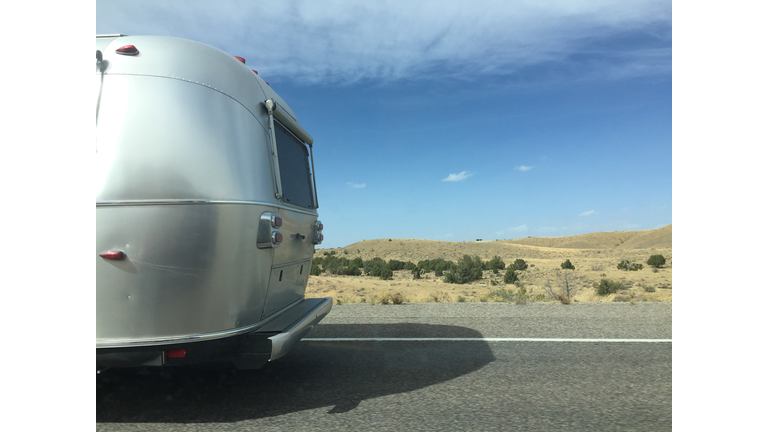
[
  {"left": 166, "top": 349, "right": 186, "bottom": 358},
  {"left": 234, "top": 56, "right": 246, "bottom": 63},
  {"left": 115, "top": 45, "right": 139, "bottom": 56},
  {"left": 99, "top": 251, "right": 126, "bottom": 260}
]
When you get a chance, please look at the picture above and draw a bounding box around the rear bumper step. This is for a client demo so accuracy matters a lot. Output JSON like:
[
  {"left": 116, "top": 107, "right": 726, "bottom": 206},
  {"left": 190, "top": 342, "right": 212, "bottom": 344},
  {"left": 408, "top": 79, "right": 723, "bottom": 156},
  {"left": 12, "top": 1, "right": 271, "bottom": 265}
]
[{"left": 232, "top": 297, "right": 333, "bottom": 369}]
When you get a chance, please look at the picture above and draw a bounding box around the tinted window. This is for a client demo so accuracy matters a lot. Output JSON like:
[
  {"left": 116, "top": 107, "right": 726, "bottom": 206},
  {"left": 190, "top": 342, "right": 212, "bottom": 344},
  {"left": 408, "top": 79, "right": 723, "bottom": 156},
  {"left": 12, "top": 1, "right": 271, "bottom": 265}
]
[{"left": 274, "top": 121, "right": 314, "bottom": 208}]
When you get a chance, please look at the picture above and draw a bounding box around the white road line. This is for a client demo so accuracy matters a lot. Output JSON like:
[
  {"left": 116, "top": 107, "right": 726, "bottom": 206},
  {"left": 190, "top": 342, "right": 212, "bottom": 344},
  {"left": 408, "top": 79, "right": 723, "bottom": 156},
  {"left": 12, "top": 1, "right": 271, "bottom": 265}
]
[{"left": 302, "top": 338, "right": 672, "bottom": 343}]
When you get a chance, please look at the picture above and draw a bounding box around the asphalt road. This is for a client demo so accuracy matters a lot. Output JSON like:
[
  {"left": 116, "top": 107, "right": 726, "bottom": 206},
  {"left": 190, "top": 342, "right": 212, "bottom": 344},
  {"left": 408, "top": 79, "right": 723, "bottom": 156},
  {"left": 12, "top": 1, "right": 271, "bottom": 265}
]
[{"left": 96, "top": 302, "right": 672, "bottom": 431}]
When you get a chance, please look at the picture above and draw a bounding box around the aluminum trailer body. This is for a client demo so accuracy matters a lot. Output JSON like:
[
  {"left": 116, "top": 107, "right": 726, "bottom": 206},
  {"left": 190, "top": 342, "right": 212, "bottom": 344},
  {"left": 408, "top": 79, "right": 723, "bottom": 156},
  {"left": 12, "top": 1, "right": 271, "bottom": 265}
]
[{"left": 95, "top": 35, "right": 329, "bottom": 371}]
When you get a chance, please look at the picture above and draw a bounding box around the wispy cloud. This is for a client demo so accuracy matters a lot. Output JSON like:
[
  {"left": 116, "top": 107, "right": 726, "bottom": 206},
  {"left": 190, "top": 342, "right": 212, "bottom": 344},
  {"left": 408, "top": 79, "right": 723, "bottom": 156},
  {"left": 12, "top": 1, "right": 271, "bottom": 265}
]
[
  {"left": 347, "top": 182, "right": 366, "bottom": 189},
  {"left": 580, "top": 210, "right": 596, "bottom": 217},
  {"left": 442, "top": 171, "right": 472, "bottom": 182},
  {"left": 96, "top": 1, "right": 671, "bottom": 84},
  {"left": 515, "top": 165, "right": 534, "bottom": 172}
]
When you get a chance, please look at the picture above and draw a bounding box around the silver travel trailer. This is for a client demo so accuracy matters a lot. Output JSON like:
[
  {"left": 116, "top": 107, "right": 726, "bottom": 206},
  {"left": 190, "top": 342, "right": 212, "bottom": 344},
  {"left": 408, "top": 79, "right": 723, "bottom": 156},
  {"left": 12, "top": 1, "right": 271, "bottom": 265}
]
[{"left": 96, "top": 35, "right": 330, "bottom": 371}]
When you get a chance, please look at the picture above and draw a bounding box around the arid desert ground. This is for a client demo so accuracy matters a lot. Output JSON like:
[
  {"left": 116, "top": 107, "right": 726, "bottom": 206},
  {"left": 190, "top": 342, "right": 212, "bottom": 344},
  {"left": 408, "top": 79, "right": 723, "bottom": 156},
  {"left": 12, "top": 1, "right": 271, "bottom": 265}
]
[{"left": 306, "top": 225, "right": 672, "bottom": 304}]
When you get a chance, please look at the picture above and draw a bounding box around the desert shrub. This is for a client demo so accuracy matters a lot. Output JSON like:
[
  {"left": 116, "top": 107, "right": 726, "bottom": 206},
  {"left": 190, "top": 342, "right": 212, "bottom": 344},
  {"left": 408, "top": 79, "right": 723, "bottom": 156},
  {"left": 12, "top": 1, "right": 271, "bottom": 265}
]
[
  {"left": 542, "top": 270, "right": 583, "bottom": 304},
  {"left": 388, "top": 259, "right": 406, "bottom": 271},
  {"left": 590, "top": 265, "right": 604, "bottom": 271},
  {"left": 561, "top": 259, "right": 575, "bottom": 270},
  {"left": 412, "top": 267, "right": 422, "bottom": 279},
  {"left": 488, "top": 286, "right": 529, "bottom": 303},
  {"left": 343, "top": 265, "right": 362, "bottom": 276},
  {"left": 490, "top": 279, "right": 498, "bottom": 286},
  {"left": 430, "top": 291, "right": 452, "bottom": 302},
  {"left": 380, "top": 292, "right": 404, "bottom": 304},
  {"left": 617, "top": 260, "right": 643, "bottom": 271},
  {"left": 613, "top": 295, "right": 629, "bottom": 302},
  {"left": 642, "top": 284, "right": 656, "bottom": 293},
  {"left": 489, "top": 288, "right": 515, "bottom": 302},
  {"left": 443, "top": 255, "right": 484, "bottom": 284},
  {"left": 514, "top": 286, "right": 529, "bottom": 305},
  {"left": 652, "top": 267, "right": 659, "bottom": 273},
  {"left": 594, "top": 279, "right": 625, "bottom": 296},
  {"left": 513, "top": 259, "right": 528, "bottom": 271},
  {"left": 310, "top": 262, "right": 323, "bottom": 276},
  {"left": 504, "top": 269, "right": 518, "bottom": 284},
  {"left": 404, "top": 261, "right": 417, "bottom": 271},
  {"left": 417, "top": 258, "right": 454, "bottom": 275},
  {"left": 554, "top": 292, "right": 572, "bottom": 305},
  {"left": 324, "top": 257, "right": 347, "bottom": 275},
  {"left": 364, "top": 257, "right": 387, "bottom": 276},
  {"left": 457, "top": 296, "right": 466, "bottom": 302},
  {"left": 647, "top": 255, "right": 666, "bottom": 268},
  {"left": 486, "top": 256, "right": 506, "bottom": 271},
  {"left": 380, "top": 267, "right": 393, "bottom": 280}
]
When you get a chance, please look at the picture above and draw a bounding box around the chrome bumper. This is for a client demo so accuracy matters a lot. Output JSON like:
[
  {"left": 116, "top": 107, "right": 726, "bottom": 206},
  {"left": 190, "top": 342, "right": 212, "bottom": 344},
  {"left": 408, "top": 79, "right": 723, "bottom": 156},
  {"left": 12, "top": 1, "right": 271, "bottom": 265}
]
[{"left": 265, "top": 296, "right": 333, "bottom": 361}]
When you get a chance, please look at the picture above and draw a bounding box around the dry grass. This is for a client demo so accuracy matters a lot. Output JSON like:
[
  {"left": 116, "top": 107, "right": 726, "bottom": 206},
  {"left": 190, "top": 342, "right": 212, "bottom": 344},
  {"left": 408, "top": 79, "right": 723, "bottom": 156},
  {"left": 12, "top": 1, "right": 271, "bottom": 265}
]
[{"left": 308, "top": 226, "right": 672, "bottom": 304}]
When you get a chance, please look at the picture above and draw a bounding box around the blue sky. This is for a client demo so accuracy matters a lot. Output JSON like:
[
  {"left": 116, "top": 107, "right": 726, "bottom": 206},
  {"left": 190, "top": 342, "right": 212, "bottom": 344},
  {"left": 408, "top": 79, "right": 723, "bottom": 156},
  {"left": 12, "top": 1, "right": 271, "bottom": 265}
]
[{"left": 97, "top": 0, "right": 672, "bottom": 248}]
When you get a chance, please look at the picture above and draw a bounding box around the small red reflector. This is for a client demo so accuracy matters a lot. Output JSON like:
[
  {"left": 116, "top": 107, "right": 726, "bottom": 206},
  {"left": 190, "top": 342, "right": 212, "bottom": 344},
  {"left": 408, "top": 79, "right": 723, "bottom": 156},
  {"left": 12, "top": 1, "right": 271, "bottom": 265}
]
[
  {"left": 274, "top": 216, "right": 283, "bottom": 228},
  {"left": 318, "top": 223, "right": 323, "bottom": 231},
  {"left": 234, "top": 56, "right": 246, "bottom": 63},
  {"left": 166, "top": 349, "right": 186, "bottom": 358},
  {"left": 319, "top": 234, "right": 324, "bottom": 243},
  {"left": 274, "top": 232, "right": 283, "bottom": 243},
  {"left": 115, "top": 45, "right": 139, "bottom": 56},
  {"left": 266, "top": 82, "right": 270, "bottom": 86},
  {"left": 99, "top": 251, "right": 126, "bottom": 260},
  {"left": 252, "top": 69, "right": 259, "bottom": 75}
]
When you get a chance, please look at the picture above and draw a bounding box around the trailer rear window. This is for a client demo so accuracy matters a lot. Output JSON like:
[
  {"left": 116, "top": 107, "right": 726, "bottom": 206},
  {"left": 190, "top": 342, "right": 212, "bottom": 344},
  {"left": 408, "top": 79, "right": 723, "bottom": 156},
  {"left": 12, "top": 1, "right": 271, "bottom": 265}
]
[{"left": 274, "top": 122, "right": 315, "bottom": 208}]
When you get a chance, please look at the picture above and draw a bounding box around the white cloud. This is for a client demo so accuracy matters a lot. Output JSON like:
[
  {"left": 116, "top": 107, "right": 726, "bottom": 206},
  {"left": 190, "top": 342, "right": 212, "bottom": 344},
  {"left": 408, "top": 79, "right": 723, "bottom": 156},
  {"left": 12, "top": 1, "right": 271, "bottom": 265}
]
[
  {"left": 580, "top": 210, "right": 596, "bottom": 217},
  {"left": 96, "top": 1, "right": 671, "bottom": 84},
  {"left": 515, "top": 165, "right": 534, "bottom": 171},
  {"left": 347, "top": 182, "right": 366, "bottom": 189},
  {"left": 442, "top": 171, "right": 472, "bottom": 182}
]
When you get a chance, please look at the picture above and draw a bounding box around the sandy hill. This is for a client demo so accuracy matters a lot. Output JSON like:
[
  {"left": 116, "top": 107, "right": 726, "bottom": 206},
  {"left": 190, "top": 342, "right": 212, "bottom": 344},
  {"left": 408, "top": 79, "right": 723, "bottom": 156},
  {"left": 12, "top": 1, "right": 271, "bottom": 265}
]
[
  {"left": 311, "top": 225, "right": 672, "bottom": 304},
  {"left": 317, "top": 225, "right": 671, "bottom": 264},
  {"left": 502, "top": 225, "right": 671, "bottom": 249}
]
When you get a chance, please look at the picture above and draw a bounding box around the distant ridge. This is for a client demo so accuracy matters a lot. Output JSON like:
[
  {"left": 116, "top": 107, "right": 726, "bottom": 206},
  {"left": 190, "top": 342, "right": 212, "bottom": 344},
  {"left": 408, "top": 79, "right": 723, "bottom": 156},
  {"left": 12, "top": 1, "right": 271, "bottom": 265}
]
[
  {"left": 503, "top": 225, "right": 672, "bottom": 249},
  {"left": 320, "top": 225, "right": 672, "bottom": 262}
]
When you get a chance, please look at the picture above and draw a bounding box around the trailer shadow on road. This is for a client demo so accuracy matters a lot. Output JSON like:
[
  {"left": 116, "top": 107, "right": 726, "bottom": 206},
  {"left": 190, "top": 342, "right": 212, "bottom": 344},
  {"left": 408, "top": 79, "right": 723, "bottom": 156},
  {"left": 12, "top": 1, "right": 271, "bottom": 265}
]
[{"left": 96, "top": 323, "right": 495, "bottom": 423}]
